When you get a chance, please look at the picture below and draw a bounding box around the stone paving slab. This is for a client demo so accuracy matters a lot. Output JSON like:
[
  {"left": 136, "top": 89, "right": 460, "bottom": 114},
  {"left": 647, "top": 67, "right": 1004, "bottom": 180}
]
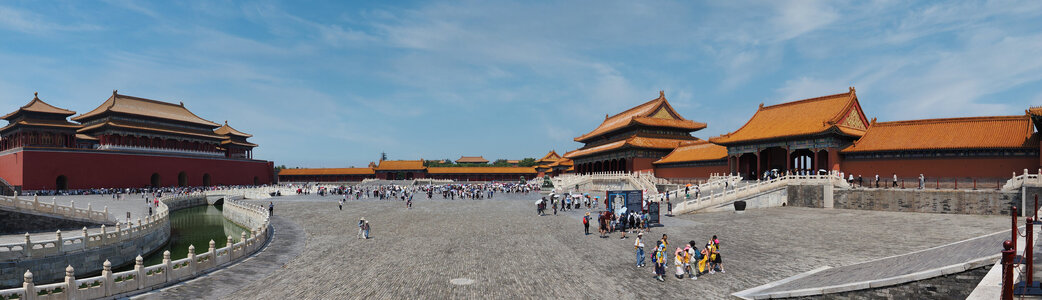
[
  {"left": 749, "top": 230, "right": 1007, "bottom": 296},
  {"left": 140, "top": 192, "right": 1008, "bottom": 299},
  {"left": 130, "top": 215, "right": 305, "bottom": 300}
]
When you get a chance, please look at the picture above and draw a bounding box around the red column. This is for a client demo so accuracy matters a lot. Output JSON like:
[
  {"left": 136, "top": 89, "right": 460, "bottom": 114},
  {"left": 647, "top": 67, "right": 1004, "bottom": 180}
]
[
  {"left": 756, "top": 150, "right": 762, "bottom": 179},
  {"left": 828, "top": 147, "right": 841, "bottom": 171}
]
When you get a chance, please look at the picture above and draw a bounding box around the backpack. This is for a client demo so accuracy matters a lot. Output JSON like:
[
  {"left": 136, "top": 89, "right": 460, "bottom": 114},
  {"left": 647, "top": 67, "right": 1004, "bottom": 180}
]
[{"left": 582, "top": 216, "right": 588, "bottom": 224}]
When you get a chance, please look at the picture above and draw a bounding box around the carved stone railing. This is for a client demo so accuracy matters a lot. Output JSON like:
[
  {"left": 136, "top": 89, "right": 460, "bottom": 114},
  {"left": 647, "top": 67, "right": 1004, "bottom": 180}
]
[
  {"left": 673, "top": 173, "right": 847, "bottom": 215},
  {"left": 0, "top": 197, "right": 271, "bottom": 300},
  {"left": 0, "top": 195, "right": 111, "bottom": 224}
]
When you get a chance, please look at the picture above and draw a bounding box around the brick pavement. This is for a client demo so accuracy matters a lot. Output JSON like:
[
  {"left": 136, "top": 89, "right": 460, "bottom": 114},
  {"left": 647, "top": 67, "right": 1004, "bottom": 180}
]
[{"left": 149, "top": 192, "right": 1007, "bottom": 299}]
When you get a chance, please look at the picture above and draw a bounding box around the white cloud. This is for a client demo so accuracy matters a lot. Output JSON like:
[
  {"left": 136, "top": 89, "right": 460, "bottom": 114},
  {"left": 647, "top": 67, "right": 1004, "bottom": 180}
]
[{"left": 0, "top": 5, "right": 102, "bottom": 34}]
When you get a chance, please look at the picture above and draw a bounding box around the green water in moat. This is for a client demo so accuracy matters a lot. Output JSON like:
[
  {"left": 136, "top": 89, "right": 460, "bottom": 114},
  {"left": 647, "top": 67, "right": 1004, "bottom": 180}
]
[{"left": 116, "top": 205, "right": 250, "bottom": 271}]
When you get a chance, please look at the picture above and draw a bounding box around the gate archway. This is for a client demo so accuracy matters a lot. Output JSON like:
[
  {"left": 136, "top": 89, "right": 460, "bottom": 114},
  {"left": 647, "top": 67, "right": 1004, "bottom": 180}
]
[
  {"left": 56, "top": 175, "right": 68, "bottom": 191},
  {"left": 150, "top": 173, "right": 161, "bottom": 187},
  {"left": 178, "top": 172, "right": 188, "bottom": 187}
]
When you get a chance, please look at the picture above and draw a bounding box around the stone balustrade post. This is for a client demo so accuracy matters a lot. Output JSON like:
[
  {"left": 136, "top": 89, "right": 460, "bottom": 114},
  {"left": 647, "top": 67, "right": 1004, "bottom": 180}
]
[
  {"left": 24, "top": 233, "right": 31, "bottom": 258},
  {"left": 69, "top": 200, "right": 75, "bottom": 217},
  {"left": 208, "top": 240, "right": 216, "bottom": 267},
  {"left": 134, "top": 255, "right": 143, "bottom": 290},
  {"left": 64, "top": 265, "right": 76, "bottom": 300},
  {"left": 86, "top": 203, "right": 92, "bottom": 220},
  {"left": 227, "top": 235, "right": 234, "bottom": 258},
  {"left": 162, "top": 251, "right": 171, "bottom": 283},
  {"left": 102, "top": 260, "right": 112, "bottom": 297},
  {"left": 104, "top": 206, "right": 109, "bottom": 220},
  {"left": 116, "top": 222, "right": 122, "bottom": 241},
  {"left": 33, "top": 195, "right": 39, "bottom": 210},
  {"left": 55, "top": 230, "right": 63, "bottom": 253},
  {"left": 187, "top": 245, "right": 196, "bottom": 274},
  {"left": 81, "top": 227, "right": 88, "bottom": 248},
  {"left": 52, "top": 199, "right": 57, "bottom": 214},
  {"left": 99, "top": 225, "right": 106, "bottom": 245},
  {"left": 240, "top": 232, "right": 247, "bottom": 249},
  {"left": 22, "top": 270, "right": 36, "bottom": 300}
]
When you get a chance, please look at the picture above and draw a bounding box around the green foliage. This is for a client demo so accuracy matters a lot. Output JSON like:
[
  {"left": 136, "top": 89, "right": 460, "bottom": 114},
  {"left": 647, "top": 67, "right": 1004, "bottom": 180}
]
[{"left": 518, "top": 158, "right": 537, "bottom": 167}]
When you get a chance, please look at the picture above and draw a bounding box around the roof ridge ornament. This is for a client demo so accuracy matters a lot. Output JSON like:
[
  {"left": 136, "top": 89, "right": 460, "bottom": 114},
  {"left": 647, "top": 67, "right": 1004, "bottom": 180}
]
[
  {"left": 759, "top": 102, "right": 764, "bottom": 109},
  {"left": 113, "top": 89, "right": 117, "bottom": 96},
  {"left": 849, "top": 86, "right": 855, "bottom": 93},
  {"left": 659, "top": 90, "right": 665, "bottom": 98},
  {"left": 33, "top": 92, "right": 38, "bottom": 99}
]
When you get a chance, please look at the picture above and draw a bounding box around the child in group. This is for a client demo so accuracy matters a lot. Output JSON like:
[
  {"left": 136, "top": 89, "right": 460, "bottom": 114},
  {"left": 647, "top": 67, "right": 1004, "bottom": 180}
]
[
  {"left": 687, "top": 241, "right": 701, "bottom": 280},
  {"left": 653, "top": 242, "right": 666, "bottom": 282},
  {"left": 674, "top": 247, "right": 686, "bottom": 279}
]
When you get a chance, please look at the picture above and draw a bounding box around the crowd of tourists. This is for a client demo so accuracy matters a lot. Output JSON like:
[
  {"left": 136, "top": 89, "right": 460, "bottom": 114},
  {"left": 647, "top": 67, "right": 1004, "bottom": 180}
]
[{"left": 636, "top": 233, "right": 725, "bottom": 282}]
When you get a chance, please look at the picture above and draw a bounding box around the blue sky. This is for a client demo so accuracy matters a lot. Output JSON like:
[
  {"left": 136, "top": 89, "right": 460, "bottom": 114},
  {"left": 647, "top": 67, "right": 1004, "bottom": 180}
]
[{"left": 1, "top": 1, "right": 1040, "bottom": 167}]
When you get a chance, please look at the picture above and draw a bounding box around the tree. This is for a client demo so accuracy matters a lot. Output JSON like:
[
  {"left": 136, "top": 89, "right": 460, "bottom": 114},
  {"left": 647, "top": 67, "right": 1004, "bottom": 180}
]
[{"left": 518, "top": 158, "right": 537, "bottom": 167}]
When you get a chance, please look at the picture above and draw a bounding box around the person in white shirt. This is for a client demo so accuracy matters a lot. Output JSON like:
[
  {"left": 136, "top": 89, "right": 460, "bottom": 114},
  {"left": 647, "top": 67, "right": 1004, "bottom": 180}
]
[{"left": 634, "top": 233, "right": 645, "bottom": 267}]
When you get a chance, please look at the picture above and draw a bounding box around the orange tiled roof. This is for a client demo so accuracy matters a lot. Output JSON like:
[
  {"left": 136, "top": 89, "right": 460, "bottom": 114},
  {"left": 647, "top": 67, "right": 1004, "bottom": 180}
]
[
  {"left": 842, "top": 115, "right": 1037, "bottom": 153},
  {"left": 564, "top": 136, "right": 689, "bottom": 159},
  {"left": 214, "top": 121, "right": 253, "bottom": 138},
  {"left": 279, "top": 168, "right": 375, "bottom": 176},
  {"left": 574, "top": 91, "right": 706, "bottom": 143},
  {"left": 79, "top": 120, "right": 226, "bottom": 140},
  {"left": 1028, "top": 106, "right": 1042, "bottom": 116},
  {"left": 221, "top": 140, "right": 258, "bottom": 147},
  {"left": 537, "top": 150, "right": 562, "bottom": 163},
  {"left": 72, "top": 91, "right": 220, "bottom": 127},
  {"left": 0, "top": 119, "right": 82, "bottom": 132},
  {"left": 374, "top": 160, "right": 426, "bottom": 170},
  {"left": 2, "top": 93, "right": 76, "bottom": 120},
  {"left": 456, "top": 156, "right": 489, "bottom": 163},
  {"left": 427, "top": 167, "right": 536, "bottom": 174},
  {"left": 653, "top": 140, "right": 728, "bottom": 164},
  {"left": 506, "top": 160, "right": 520, "bottom": 164},
  {"left": 535, "top": 164, "right": 552, "bottom": 170},
  {"left": 549, "top": 158, "right": 573, "bottom": 168},
  {"left": 710, "top": 88, "right": 867, "bottom": 145},
  {"left": 75, "top": 133, "right": 99, "bottom": 141}
]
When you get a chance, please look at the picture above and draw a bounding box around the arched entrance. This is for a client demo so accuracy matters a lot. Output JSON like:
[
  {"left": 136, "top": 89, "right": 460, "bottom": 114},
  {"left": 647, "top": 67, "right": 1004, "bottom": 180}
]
[
  {"left": 618, "top": 158, "right": 627, "bottom": 172},
  {"left": 202, "top": 173, "right": 212, "bottom": 186},
  {"left": 386, "top": 173, "right": 394, "bottom": 180},
  {"left": 406, "top": 172, "right": 414, "bottom": 180},
  {"left": 55, "top": 175, "right": 68, "bottom": 191},
  {"left": 178, "top": 171, "right": 188, "bottom": 187},
  {"left": 737, "top": 153, "right": 757, "bottom": 180},
  {"left": 253, "top": 176, "right": 259, "bottom": 185},
  {"left": 150, "top": 173, "right": 161, "bottom": 187}
]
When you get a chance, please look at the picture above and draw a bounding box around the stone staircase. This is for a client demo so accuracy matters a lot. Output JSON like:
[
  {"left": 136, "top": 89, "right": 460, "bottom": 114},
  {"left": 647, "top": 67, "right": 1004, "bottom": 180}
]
[
  {"left": 672, "top": 173, "right": 848, "bottom": 215},
  {"left": 0, "top": 177, "right": 15, "bottom": 197}
]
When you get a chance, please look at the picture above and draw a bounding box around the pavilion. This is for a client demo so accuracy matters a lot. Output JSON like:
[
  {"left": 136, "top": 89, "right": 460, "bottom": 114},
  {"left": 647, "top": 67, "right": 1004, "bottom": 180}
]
[{"left": 564, "top": 91, "right": 706, "bottom": 173}]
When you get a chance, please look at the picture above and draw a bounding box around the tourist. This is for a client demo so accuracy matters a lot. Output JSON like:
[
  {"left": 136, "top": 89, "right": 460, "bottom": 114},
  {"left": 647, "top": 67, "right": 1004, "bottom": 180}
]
[
  {"left": 362, "top": 220, "right": 370, "bottom": 239},
  {"left": 634, "top": 232, "right": 645, "bottom": 267},
  {"left": 874, "top": 174, "right": 879, "bottom": 188},
  {"left": 357, "top": 218, "right": 365, "bottom": 239},
  {"left": 695, "top": 185, "right": 700, "bottom": 199},
  {"left": 848, "top": 174, "right": 854, "bottom": 185},
  {"left": 338, "top": 199, "right": 343, "bottom": 211},
  {"left": 892, "top": 173, "right": 898, "bottom": 188},
  {"left": 919, "top": 174, "right": 925, "bottom": 189},
  {"left": 598, "top": 212, "right": 607, "bottom": 238},
  {"left": 653, "top": 241, "right": 666, "bottom": 282},
  {"left": 583, "top": 212, "right": 590, "bottom": 235},
  {"left": 674, "top": 247, "right": 686, "bottom": 279},
  {"left": 268, "top": 202, "right": 274, "bottom": 216},
  {"left": 857, "top": 175, "right": 863, "bottom": 187},
  {"left": 686, "top": 242, "right": 699, "bottom": 280},
  {"left": 709, "top": 235, "right": 724, "bottom": 273}
]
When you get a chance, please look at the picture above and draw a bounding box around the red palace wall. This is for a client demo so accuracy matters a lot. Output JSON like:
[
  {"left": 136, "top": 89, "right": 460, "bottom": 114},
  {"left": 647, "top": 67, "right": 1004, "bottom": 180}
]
[
  {"left": 840, "top": 156, "right": 1039, "bottom": 180},
  {"left": 0, "top": 149, "right": 274, "bottom": 190},
  {"left": 0, "top": 152, "right": 24, "bottom": 186},
  {"left": 653, "top": 164, "right": 730, "bottom": 179},
  {"left": 630, "top": 158, "right": 657, "bottom": 172}
]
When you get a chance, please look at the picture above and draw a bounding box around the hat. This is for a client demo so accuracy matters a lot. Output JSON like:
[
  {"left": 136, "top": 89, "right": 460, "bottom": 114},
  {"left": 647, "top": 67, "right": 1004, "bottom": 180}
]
[
  {"left": 360, "top": 217, "right": 365, "bottom": 221},
  {"left": 585, "top": 212, "right": 590, "bottom": 216},
  {"left": 637, "top": 232, "right": 643, "bottom": 236}
]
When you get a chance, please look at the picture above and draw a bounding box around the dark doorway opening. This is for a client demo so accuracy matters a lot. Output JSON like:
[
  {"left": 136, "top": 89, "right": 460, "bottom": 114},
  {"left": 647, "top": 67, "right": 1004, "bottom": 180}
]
[{"left": 56, "top": 175, "right": 68, "bottom": 191}]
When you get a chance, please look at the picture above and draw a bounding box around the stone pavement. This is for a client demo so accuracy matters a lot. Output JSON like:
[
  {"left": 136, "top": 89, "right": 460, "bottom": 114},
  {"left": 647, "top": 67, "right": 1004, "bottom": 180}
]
[
  {"left": 130, "top": 215, "right": 305, "bottom": 299},
  {"left": 138, "top": 192, "right": 1007, "bottom": 299},
  {"left": 750, "top": 229, "right": 1007, "bottom": 295}
]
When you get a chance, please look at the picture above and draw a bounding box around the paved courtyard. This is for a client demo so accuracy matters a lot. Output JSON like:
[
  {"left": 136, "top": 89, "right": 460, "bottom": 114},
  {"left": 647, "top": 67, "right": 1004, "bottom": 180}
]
[{"left": 128, "top": 190, "right": 1008, "bottom": 299}]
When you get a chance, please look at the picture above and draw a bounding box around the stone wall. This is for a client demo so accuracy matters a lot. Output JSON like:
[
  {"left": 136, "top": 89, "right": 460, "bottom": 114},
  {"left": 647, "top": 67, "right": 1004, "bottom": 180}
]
[
  {"left": 787, "top": 186, "right": 1021, "bottom": 215},
  {"left": 792, "top": 265, "right": 990, "bottom": 300},
  {"left": 0, "top": 209, "right": 100, "bottom": 235},
  {"left": 786, "top": 185, "right": 824, "bottom": 208},
  {"left": 833, "top": 189, "right": 1018, "bottom": 215},
  {"left": 223, "top": 200, "right": 268, "bottom": 231}
]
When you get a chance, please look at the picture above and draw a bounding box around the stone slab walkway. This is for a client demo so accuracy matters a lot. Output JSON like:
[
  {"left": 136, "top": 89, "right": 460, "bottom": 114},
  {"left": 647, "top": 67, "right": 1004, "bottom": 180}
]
[
  {"left": 127, "top": 192, "right": 1007, "bottom": 299},
  {"left": 130, "top": 214, "right": 305, "bottom": 299},
  {"left": 0, "top": 195, "right": 156, "bottom": 244},
  {"left": 741, "top": 228, "right": 1008, "bottom": 298}
]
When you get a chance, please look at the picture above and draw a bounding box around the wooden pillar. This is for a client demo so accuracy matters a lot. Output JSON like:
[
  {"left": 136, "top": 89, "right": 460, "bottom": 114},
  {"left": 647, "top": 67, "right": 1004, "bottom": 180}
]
[
  {"left": 756, "top": 150, "right": 762, "bottom": 179},
  {"left": 828, "top": 147, "right": 841, "bottom": 171}
]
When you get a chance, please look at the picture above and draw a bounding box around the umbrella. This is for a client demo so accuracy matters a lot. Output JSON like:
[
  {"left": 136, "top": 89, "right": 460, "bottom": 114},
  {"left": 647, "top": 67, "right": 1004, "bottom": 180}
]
[{"left": 535, "top": 199, "right": 543, "bottom": 205}]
